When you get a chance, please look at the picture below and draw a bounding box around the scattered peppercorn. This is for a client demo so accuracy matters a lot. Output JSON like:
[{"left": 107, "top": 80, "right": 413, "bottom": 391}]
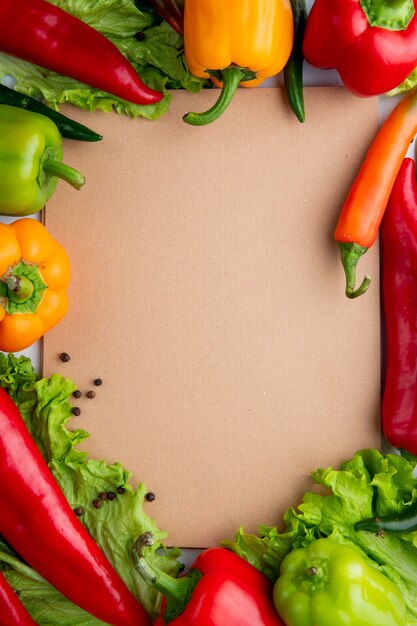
[
  {"left": 98, "top": 492, "right": 108, "bottom": 501},
  {"left": 74, "top": 506, "right": 85, "bottom": 516},
  {"left": 86, "top": 390, "right": 96, "bottom": 399},
  {"left": 145, "top": 492, "right": 156, "bottom": 502},
  {"left": 60, "top": 352, "right": 71, "bottom": 362},
  {"left": 94, "top": 378, "right": 103, "bottom": 386},
  {"left": 107, "top": 491, "right": 117, "bottom": 501},
  {"left": 73, "top": 390, "right": 82, "bottom": 399},
  {"left": 92, "top": 499, "right": 102, "bottom": 509},
  {"left": 71, "top": 407, "right": 81, "bottom": 416},
  {"left": 135, "top": 32, "right": 145, "bottom": 41},
  {"left": 117, "top": 487, "right": 126, "bottom": 495}
]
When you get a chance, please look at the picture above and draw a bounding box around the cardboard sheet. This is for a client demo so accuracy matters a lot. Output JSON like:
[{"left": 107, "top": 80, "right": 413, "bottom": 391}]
[{"left": 43, "top": 87, "right": 380, "bottom": 547}]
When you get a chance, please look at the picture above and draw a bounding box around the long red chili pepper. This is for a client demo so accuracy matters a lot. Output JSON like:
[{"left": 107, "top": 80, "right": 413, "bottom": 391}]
[
  {"left": 0, "top": 570, "right": 37, "bottom": 626},
  {"left": 0, "top": 0, "right": 162, "bottom": 105},
  {"left": 381, "top": 157, "right": 417, "bottom": 455},
  {"left": 0, "top": 387, "right": 151, "bottom": 626}
]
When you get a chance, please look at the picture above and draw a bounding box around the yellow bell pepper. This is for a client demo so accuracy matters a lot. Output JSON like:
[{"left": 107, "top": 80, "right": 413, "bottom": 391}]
[{"left": 183, "top": 0, "right": 294, "bottom": 125}]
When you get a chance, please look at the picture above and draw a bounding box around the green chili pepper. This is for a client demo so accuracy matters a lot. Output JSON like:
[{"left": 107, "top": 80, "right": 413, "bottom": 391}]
[
  {"left": 283, "top": 0, "right": 306, "bottom": 123},
  {"left": 0, "top": 84, "right": 102, "bottom": 142},
  {"left": 0, "top": 105, "right": 85, "bottom": 216},
  {"left": 356, "top": 501, "right": 417, "bottom": 534},
  {"left": 273, "top": 538, "right": 406, "bottom": 626}
]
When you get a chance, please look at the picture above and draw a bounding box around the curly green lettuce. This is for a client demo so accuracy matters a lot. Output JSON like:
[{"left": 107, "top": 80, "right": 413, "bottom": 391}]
[
  {"left": 224, "top": 448, "right": 417, "bottom": 626},
  {"left": 0, "top": 353, "right": 181, "bottom": 624}
]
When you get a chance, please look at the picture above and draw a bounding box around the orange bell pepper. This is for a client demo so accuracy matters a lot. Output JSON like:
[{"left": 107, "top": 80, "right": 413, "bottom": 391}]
[
  {"left": 0, "top": 218, "right": 70, "bottom": 352},
  {"left": 183, "top": 0, "right": 294, "bottom": 125}
]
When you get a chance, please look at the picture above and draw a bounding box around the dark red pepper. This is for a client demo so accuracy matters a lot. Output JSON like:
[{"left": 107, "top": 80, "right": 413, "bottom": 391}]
[
  {"left": 146, "top": 0, "right": 184, "bottom": 35},
  {"left": 133, "top": 533, "right": 285, "bottom": 626},
  {"left": 303, "top": 0, "right": 417, "bottom": 96},
  {"left": 0, "top": 0, "right": 162, "bottom": 105},
  {"left": 0, "top": 570, "right": 37, "bottom": 626},
  {"left": 381, "top": 157, "right": 417, "bottom": 454},
  {"left": 0, "top": 387, "right": 151, "bottom": 626}
]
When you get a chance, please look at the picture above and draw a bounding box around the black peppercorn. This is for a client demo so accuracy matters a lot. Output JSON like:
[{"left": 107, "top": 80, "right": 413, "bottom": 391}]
[
  {"left": 107, "top": 491, "right": 117, "bottom": 501},
  {"left": 73, "top": 390, "right": 82, "bottom": 399},
  {"left": 98, "top": 492, "right": 108, "bottom": 501},
  {"left": 71, "top": 407, "right": 81, "bottom": 416},
  {"left": 145, "top": 492, "right": 156, "bottom": 502},
  {"left": 117, "top": 487, "right": 126, "bottom": 495},
  {"left": 86, "top": 390, "right": 96, "bottom": 399},
  {"left": 135, "top": 32, "right": 145, "bottom": 41},
  {"left": 60, "top": 352, "right": 71, "bottom": 362},
  {"left": 94, "top": 378, "right": 103, "bottom": 386},
  {"left": 74, "top": 506, "right": 84, "bottom": 516},
  {"left": 92, "top": 499, "right": 102, "bottom": 509}
]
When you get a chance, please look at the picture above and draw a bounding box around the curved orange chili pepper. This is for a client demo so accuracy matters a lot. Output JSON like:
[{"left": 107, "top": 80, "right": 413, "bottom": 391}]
[
  {"left": 334, "top": 87, "right": 417, "bottom": 298},
  {"left": 0, "top": 218, "right": 70, "bottom": 351}
]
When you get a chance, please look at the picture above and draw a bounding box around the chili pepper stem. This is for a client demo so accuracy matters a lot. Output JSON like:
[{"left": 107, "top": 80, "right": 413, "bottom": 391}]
[
  {"left": 338, "top": 242, "right": 371, "bottom": 298},
  {"left": 6, "top": 275, "right": 34, "bottom": 303},
  {"left": 133, "top": 533, "right": 201, "bottom": 623},
  {"left": 183, "top": 67, "right": 245, "bottom": 126},
  {"left": 43, "top": 158, "right": 85, "bottom": 190}
]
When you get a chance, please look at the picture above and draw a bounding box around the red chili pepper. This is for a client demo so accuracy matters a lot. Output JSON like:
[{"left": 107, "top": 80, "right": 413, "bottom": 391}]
[
  {"left": 303, "top": 0, "right": 417, "bottom": 96},
  {"left": 381, "top": 157, "right": 417, "bottom": 455},
  {"left": 0, "top": 0, "right": 162, "bottom": 105},
  {"left": 0, "top": 387, "right": 151, "bottom": 626},
  {"left": 133, "top": 533, "right": 285, "bottom": 626},
  {"left": 0, "top": 570, "right": 37, "bottom": 626}
]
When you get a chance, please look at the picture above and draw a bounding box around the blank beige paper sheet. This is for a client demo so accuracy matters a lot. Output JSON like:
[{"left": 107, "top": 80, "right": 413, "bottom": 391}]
[{"left": 43, "top": 88, "right": 380, "bottom": 547}]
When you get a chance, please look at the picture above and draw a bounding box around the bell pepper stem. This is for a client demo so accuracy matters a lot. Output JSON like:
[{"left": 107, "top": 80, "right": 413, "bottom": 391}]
[
  {"left": 133, "top": 533, "right": 201, "bottom": 623},
  {"left": 183, "top": 67, "right": 245, "bottom": 126},
  {"left": 338, "top": 242, "right": 371, "bottom": 299},
  {"left": 7, "top": 275, "right": 34, "bottom": 304},
  {"left": 43, "top": 158, "right": 85, "bottom": 190},
  {"left": 360, "top": 0, "right": 414, "bottom": 29}
]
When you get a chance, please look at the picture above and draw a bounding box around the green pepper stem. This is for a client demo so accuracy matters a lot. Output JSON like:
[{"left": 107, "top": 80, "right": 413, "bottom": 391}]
[
  {"left": 7, "top": 275, "right": 34, "bottom": 304},
  {"left": 183, "top": 67, "right": 245, "bottom": 126},
  {"left": 43, "top": 158, "right": 85, "bottom": 190},
  {"left": 133, "top": 533, "right": 201, "bottom": 623},
  {"left": 360, "top": 0, "right": 414, "bottom": 30},
  {"left": 338, "top": 242, "right": 371, "bottom": 299}
]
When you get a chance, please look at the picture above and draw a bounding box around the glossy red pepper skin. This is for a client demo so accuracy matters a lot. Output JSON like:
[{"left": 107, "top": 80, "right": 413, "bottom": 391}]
[
  {"left": 154, "top": 548, "right": 285, "bottom": 626},
  {"left": 303, "top": 0, "right": 417, "bottom": 96},
  {"left": 0, "top": 0, "right": 162, "bottom": 105},
  {"left": 0, "top": 387, "right": 151, "bottom": 626},
  {"left": 381, "top": 158, "right": 417, "bottom": 454},
  {"left": 0, "top": 570, "right": 37, "bottom": 626}
]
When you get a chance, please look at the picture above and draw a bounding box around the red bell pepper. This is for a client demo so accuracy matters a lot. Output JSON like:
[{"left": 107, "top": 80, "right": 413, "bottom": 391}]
[
  {"left": 303, "top": 0, "right": 417, "bottom": 96},
  {"left": 0, "top": 0, "right": 162, "bottom": 105},
  {"left": 133, "top": 533, "right": 285, "bottom": 626},
  {"left": 0, "top": 387, "right": 151, "bottom": 626},
  {"left": 0, "top": 570, "right": 37, "bottom": 626},
  {"left": 381, "top": 158, "right": 417, "bottom": 455}
]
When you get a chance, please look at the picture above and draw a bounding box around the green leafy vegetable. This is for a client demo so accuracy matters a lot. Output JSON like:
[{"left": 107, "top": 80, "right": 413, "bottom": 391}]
[
  {"left": 224, "top": 448, "right": 417, "bottom": 625},
  {"left": 0, "top": 0, "right": 206, "bottom": 119},
  {"left": 0, "top": 353, "right": 181, "bottom": 623}
]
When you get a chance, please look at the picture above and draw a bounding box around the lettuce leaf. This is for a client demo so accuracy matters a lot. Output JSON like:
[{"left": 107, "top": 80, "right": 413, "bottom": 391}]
[
  {"left": 224, "top": 448, "right": 417, "bottom": 625},
  {"left": 0, "top": 0, "right": 205, "bottom": 119},
  {"left": 387, "top": 69, "right": 417, "bottom": 97},
  {"left": 0, "top": 353, "right": 181, "bottom": 623}
]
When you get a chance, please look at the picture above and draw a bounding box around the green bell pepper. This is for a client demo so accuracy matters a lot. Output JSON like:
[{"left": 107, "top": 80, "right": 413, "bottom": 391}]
[
  {"left": 0, "top": 105, "right": 85, "bottom": 216},
  {"left": 273, "top": 538, "right": 406, "bottom": 626}
]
